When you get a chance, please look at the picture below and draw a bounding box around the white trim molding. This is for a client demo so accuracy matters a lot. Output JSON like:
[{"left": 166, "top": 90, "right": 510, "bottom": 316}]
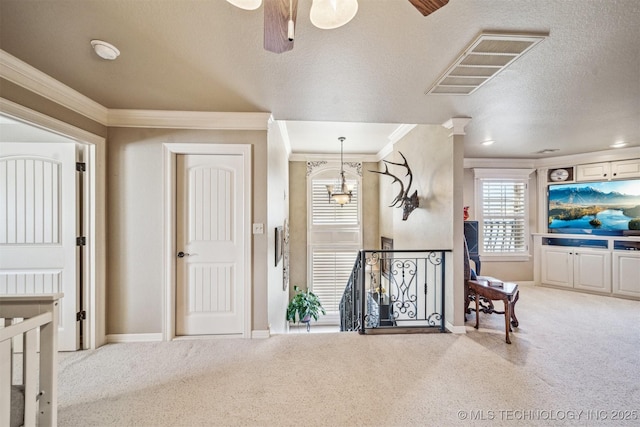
[
  {"left": 108, "top": 109, "right": 271, "bottom": 130},
  {"left": 0, "top": 49, "right": 108, "bottom": 124},
  {"left": 442, "top": 117, "right": 472, "bottom": 136},
  {"left": 446, "top": 322, "right": 467, "bottom": 334},
  {"left": 106, "top": 333, "right": 163, "bottom": 343},
  {"left": 0, "top": 98, "right": 104, "bottom": 145},
  {"left": 251, "top": 330, "right": 271, "bottom": 339}
]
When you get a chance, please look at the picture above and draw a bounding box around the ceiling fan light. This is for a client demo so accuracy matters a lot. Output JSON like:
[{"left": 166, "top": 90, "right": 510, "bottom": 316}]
[
  {"left": 310, "top": 0, "right": 358, "bottom": 30},
  {"left": 226, "top": 0, "right": 262, "bottom": 10}
]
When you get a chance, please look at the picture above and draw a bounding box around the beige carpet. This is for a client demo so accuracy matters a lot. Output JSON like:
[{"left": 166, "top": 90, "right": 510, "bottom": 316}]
[{"left": 57, "top": 285, "right": 640, "bottom": 426}]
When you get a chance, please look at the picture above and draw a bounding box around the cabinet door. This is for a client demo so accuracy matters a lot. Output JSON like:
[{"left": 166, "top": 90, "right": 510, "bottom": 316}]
[
  {"left": 611, "top": 159, "right": 640, "bottom": 180},
  {"left": 612, "top": 251, "right": 640, "bottom": 297},
  {"left": 576, "top": 162, "right": 611, "bottom": 181},
  {"left": 541, "top": 246, "right": 573, "bottom": 288},
  {"left": 573, "top": 249, "right": 611, "bottom": 293}
]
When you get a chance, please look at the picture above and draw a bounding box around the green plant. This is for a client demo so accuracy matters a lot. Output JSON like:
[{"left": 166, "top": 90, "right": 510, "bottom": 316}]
[{"left": 286, "top": 286, "right": 326, "bottom": 327}]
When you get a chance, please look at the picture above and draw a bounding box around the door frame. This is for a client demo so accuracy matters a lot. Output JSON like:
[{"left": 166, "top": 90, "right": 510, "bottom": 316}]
[
  {"left": 163, "top": 143, "right": 252, "bottom": 340},
  {"left": 0, "top": 98, "right": 106, "bottom": 349}
]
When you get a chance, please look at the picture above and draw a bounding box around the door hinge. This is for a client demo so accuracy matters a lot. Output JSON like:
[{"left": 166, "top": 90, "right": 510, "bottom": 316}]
[
  {"left": 76, "top": 162, "right": 86, "bottom": 172},
  {"left": 76, "top": 310, "right": 86, "bottom": 321},
  {"left": 77, "top": 236, "right": 86, "bottom": 246}
]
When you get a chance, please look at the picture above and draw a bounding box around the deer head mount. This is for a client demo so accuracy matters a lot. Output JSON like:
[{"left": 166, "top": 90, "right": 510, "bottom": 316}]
[{"left": 370, "top": 152, "right": 419, "bottom": 221}]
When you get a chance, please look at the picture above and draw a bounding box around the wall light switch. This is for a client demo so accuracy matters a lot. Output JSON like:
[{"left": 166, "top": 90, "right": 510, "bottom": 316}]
[{"left": 252, "top": 223, "right": 264, "bottom": 234}]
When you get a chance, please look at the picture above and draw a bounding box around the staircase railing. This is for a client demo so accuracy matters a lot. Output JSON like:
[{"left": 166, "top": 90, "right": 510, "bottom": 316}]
[{"left": 340, "top": 249, "right": 450, "bottom": 334}]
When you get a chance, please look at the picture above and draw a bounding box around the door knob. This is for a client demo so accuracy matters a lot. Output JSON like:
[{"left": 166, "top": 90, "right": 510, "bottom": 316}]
[{"left": 177, "top": 251, "right": 189, "bottom": 258}]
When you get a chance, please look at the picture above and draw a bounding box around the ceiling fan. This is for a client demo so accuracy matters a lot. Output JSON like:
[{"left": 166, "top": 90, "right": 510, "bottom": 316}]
[{"left": 227, "top": 0, "right": 449, "bottom": 53}]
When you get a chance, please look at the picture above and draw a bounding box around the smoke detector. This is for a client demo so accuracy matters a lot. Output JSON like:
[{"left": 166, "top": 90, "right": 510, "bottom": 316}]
[{"left": 91, "top": 40, "right": 120, "bottom": 60}]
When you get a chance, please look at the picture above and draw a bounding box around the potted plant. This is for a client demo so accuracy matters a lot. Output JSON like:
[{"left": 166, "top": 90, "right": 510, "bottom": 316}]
[{"left": 286, "top": 285, "right": 326, "bottom": 332}]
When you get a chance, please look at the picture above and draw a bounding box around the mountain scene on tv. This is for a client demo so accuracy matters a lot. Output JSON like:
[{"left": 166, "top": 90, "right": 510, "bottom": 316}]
[{"left": 549, "top": 180, "right": 640, "bottom": 233}]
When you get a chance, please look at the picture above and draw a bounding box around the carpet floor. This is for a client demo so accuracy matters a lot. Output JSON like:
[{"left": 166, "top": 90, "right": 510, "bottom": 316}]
[{"left": 56, "top": 285, "right": 640, "bottom": 426}]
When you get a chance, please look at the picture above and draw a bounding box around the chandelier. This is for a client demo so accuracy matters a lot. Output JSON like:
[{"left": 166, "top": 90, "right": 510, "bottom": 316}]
[{"left": 326, "top": 137, "right": 353, "bottom": 205}]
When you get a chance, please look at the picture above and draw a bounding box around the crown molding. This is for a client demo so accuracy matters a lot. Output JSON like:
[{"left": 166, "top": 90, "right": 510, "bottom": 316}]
[
  {"left": 0, "top": 49, "right": 108, "bottom": 124},
  {"left": 442, "top": 117, "right": 472, "bottom": 136},
  {"left": 107, "top": 109, "right": 271, "bottom": 130},
  {"left": 532, "top": 146, "right": 640, "bottom": 168},
  {"left": 464, "top": 158, "right": 536, "bottom": 169},
  {"left": 464, "top": 145, "right": 640, "bottom": 170},
  {"left": 289, "top": 152, "right": 379, "bottom": 163}
]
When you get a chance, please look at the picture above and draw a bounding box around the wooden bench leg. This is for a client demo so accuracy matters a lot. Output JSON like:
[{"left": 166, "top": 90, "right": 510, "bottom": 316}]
[
  {"left": 510, "top": 291, "right": 520, "bottom": 328},
  {"left": 503, "top": 297, "right": 511, "bottom": 344}
]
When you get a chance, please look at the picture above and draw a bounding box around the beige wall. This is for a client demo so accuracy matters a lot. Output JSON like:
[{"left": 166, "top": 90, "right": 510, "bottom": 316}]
[
  {"left": 388, "top": 125, "right": 454, "bottom": 249},
  {"left": 463, "top": 168, "right": 538, "bottom": 282},
  {"left": 377, "top": 124, "right": 463, "bottom": 327},
  {"left": 267, "top": 122, "right": 289, "bottom": 334},
  {"left": 106, "top": 127, "right": 269, "bottom": 334}
]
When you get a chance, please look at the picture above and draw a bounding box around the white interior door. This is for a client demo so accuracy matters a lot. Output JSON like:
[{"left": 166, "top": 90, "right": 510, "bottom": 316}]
[
  {"left": 176, "top": 154, "right": 245, "bottom": 336},
  {"left": 0, "top": 142, "right": 78, "bottom": 351}
]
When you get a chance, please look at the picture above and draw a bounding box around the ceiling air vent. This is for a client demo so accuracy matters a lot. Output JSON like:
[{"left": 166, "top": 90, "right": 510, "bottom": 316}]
[{"left": 426, "top": 32, "right": 547, "bottom": 95}]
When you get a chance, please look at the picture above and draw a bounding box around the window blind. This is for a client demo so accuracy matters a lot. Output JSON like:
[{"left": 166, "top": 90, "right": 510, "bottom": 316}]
[
  {"left": 311, "top": 179, "right": 359, "bottom": 225},
  {"left": 311, "top": 249, "right": 358, "bottom": 314},
  {"left": 481, "top": 180, "right": 527, "bottom": 253}
]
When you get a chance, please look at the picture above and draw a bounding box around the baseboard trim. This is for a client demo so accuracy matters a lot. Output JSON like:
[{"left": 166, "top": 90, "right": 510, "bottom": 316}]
[
  {"left": 517, "top": 281, "right": 535, "bottom": 286},
  {"left": 106, "top": 333, "right": 163, "bottom": 343},
  {"left": 251, "top": 329, "right": 270, "bottom": 339},
  {"left": 445, "top": 322, "right": 467, "bottom": 334}
]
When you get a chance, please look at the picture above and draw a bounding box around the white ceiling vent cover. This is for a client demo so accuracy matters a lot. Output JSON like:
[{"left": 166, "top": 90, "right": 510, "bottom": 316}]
[{"left": 426, "top": 33, "right": 547, "bottom": 95}]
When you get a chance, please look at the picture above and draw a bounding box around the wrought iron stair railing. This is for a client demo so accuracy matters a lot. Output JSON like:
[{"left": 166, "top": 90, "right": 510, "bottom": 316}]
[{"left": 340, "top": 249, "right": 450, "bottom": 334}]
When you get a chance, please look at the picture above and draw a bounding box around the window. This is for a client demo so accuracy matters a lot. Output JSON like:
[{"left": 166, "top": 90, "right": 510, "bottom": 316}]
[
  {"left": 307, "top": 164, "right": 362, "bottom": 324},
  {"left": 474, "top": 169, "right": 533, "bottom": 260},
  {"left": 311, "top": 178, "right": 359, "bottom": 226}
]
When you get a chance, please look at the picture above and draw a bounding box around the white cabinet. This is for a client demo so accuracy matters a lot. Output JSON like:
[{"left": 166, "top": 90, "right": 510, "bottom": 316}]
[
  {"left": 611, "top": 159, "right": 640, "bottom": 179},
  {"left": 577, "top": 162, "right": 611, "bottom": 181},
  {"left": 540, "top": 245, "right": 611, "bottom": 293},
  {"left": 573, "top": 249, "right": 611, "bottom": 293},
  {"left": 612, "top": 251, "right": 640, "bottom": 298},
  {"left": 541, "top": 246, "right": 573, "bottom": 288},
  {"left": 576, "top": 159, "right": 640, "bottom": 181}
]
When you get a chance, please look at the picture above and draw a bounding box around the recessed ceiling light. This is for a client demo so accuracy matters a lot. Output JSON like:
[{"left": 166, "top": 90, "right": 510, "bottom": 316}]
[
  {"left": 481, "top": 140, "right": 495, "bottom": 146},
  {"left": 91, "top": 40, "right": 120, "bottom": 60},
  {"left": 610, "top": 142, "right": 628, "bottom": 148}
]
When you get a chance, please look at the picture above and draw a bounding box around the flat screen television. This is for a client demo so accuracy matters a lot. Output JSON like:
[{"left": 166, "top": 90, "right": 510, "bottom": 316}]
[{"left": 548, "top": 179, "right": 640, "bottom": 235}]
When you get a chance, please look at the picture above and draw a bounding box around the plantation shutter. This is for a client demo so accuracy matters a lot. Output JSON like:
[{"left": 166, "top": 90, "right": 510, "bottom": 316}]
[
  {"left": 481, "top": 180, "right": 527, "bottom": 253},
  {"left": 311, "top": 179, "right": 359, "bottom": 225},
  {"left": 311, "top": 249, "right": 358, "bottom": 314},
  {"left": 308, "top": 172, "right": 361, "bottom": 322}
]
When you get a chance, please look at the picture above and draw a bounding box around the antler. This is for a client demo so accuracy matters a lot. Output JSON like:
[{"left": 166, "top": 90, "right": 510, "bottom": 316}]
[
  {"left": 370, "top": 163, "right": 405, "bottom": 207},
  {"left": 369, "top": 152, "right": 420, "bottom": 221},
  {"left": 382, "top": 152, "right": 413, "bottom": 196}
]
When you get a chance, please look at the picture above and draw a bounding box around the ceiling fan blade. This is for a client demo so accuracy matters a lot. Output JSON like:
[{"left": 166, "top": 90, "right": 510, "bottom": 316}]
[
  {"left": 264, "top": 0, "right": 298, "bottom": 54},
  {"left": 408, "top": 0, "right": 449, "bottom": 16}
]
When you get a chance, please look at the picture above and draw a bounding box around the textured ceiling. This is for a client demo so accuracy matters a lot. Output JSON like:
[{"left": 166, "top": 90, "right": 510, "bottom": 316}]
[{"left": 0, "top": 0, "right": 639, "bottom": 158}]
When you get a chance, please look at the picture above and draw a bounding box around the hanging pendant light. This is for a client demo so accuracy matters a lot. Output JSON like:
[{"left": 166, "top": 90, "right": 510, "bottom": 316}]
[
  {"left": 326, "top": 137, "right": 353, "bottom": 205},
  {"left": 226, "top": 0, "right": 262, "bottom": 10},
  {"left": 310, "top": 0, "right": 358, "bottom": 30}
]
